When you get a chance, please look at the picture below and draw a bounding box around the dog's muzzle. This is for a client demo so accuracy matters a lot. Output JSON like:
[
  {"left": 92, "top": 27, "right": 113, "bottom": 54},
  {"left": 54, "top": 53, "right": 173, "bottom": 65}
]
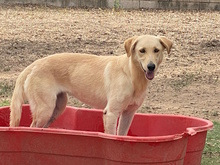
[{"left": 140, "top": 62, "right": 155, "bottom": 80}]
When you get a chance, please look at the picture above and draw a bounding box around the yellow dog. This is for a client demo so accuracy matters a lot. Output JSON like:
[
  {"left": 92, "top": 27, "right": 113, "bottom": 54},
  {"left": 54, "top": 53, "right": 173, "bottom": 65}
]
[{"left": 10, "top": 35, "right": 172, "bottom": 135}]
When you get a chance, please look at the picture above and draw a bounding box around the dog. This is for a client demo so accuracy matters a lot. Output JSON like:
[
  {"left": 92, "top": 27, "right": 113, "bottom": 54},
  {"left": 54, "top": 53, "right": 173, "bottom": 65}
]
[{"left": 10, "top": 35, "right": 172, "bottom": 135}]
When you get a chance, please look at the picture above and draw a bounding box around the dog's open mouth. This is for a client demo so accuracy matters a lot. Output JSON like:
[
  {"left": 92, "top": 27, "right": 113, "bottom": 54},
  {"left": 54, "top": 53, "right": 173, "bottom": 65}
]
[
  {"left": 140, "top": 62, "right": 155, "bottom": 80},
  {"left": 145, "top": 71, "right": 154, "bottom": 80}
]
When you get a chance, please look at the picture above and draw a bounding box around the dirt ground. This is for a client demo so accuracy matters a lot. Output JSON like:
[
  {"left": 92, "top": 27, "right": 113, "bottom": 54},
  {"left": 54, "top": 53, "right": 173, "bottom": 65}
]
[{"left": 0, "top": 5, "right": 219, "bottom": 122}]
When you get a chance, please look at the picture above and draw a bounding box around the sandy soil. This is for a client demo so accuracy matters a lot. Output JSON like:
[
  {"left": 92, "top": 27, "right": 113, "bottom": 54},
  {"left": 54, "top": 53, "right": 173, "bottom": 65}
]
[{"left": 0, "top": 5, "right": 219, "bottom": 121}]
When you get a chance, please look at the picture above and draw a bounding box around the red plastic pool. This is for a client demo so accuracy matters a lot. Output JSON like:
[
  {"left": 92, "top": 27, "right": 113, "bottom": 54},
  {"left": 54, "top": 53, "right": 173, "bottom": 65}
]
[{"left": 0, "top": 105, "right": 213, "bottom": 165}]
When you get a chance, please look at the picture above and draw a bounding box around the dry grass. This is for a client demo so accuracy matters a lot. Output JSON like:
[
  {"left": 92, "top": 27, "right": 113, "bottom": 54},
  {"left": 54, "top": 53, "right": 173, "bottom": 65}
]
[{"left": 0, "top": 5, "right": 219, "bottom": 121}]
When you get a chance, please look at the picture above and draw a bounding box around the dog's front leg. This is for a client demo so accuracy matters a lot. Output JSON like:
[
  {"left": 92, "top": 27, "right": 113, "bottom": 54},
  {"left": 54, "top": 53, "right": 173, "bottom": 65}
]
[
  {"left": 103, "top": 108, "right": 120, "bottom": 135},
  {"left": 117, "top": 109, "right": 136, "bottom": 136}
]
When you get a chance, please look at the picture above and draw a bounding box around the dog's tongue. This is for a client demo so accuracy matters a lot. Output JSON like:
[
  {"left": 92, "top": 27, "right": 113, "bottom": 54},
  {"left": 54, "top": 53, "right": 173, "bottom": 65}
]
[{"left": 145, "top": 71, "right": 154, "bottom": 80}]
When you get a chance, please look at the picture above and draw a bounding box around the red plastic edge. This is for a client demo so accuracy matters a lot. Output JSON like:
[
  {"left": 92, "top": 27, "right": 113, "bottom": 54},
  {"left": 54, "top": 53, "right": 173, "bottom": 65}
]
[{"left": 0, "top": 105, "right": 213, "bottom": 142}]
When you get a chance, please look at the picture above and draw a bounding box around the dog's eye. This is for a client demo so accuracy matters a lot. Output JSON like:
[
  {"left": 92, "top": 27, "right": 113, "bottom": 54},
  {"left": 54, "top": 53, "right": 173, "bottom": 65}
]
[
  {"left": 154, "top": 48, "right": 159, "bottom": 53},
  {"left": 139, "top": 48, "right": 146, "bottom": 53}
]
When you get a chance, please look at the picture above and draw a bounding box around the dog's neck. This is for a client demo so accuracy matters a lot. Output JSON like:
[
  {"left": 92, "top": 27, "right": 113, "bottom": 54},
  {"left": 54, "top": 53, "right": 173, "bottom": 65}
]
[{"left": 128, "top": 57, "right": 149, "bottom": 97}]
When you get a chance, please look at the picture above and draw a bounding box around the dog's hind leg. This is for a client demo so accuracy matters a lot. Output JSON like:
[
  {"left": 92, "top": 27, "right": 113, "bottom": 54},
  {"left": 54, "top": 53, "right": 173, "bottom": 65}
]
[
  {"left": 43, "top": 92, "right": 68, "bottom": 128},
  {"left": 28, "top": 90, "right": 57, "bottom": 128},
  {"left": 30, "top": 103, "right": 56, "bottom": 128},
  {"left": 30, "top": 104, "right": 55, "bottom": 128}
]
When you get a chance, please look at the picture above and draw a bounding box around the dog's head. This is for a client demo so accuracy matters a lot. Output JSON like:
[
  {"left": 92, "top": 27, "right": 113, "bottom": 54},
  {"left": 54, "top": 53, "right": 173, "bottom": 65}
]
[{"left": 124, "top": 35, "right": 172, "bottom": 80}]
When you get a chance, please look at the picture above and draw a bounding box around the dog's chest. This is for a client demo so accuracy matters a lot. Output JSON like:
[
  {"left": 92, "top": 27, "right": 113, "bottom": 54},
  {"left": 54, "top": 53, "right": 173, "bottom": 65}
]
[{"left": 127, "top": 92, "right": 146, "bottom": 110}]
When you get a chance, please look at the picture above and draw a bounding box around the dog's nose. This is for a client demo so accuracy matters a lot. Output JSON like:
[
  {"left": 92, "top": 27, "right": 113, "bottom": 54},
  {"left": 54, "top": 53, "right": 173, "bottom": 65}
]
[{"left": 147, "top": 63, "right": 155, "bottom": 71}]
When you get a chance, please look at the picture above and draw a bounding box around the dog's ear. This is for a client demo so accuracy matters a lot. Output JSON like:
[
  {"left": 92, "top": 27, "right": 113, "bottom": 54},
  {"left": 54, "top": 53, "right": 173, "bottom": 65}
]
[
  {"left": 124, "top": 36, "right": 138, "bottom": 57},
  {"left": 159, "top": 36, "right": 173, "bottom": 54}
]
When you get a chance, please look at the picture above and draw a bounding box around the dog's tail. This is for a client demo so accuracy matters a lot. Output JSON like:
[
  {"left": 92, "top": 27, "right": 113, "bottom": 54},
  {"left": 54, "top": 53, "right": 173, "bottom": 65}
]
[{"left": 10, "top": 68, "right": 30, "bottom": 127}]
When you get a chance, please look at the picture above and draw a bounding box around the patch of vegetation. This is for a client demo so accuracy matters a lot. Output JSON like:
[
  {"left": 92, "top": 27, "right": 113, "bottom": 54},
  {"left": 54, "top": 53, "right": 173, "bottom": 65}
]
[
  {"left": 201, "top": 39, "right": 220, "bottom": 51},
  {"left": 113, "top": 0, "right": 121, "bottom": 11},
  {"left": 0, "top": 81, "right": 14, "bottom": 97},
  {"left": 169, "top": 72, "right": 195, "bottom": 91},
  {"left": 202, "top": 121, "right": 220, "bottom": 165},
  {"left": 3, "top": 67, "right": 11, "bottom": 72},
  {"left": 0, "top": 99, "right": 10, "bottom": 107}
]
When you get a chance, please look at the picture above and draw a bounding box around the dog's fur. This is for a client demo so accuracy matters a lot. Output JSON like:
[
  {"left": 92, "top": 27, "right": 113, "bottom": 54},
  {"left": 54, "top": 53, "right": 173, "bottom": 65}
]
[{"left": 10, "top": 35, "right": 172, "bottom": 135}]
